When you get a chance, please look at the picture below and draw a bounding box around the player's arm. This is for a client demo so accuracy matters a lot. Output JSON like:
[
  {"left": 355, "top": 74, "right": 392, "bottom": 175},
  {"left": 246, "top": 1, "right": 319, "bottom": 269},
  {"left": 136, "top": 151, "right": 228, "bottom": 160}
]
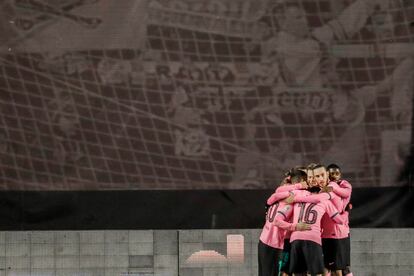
[
  {"left": 325, "top": 200, "right": 346, "bottom": 225},
  {"left": 293, "top": 192, "right": 331, "bottom": 204},
  {"left": 351, "top": 58, "right": 413, "bottom": 109},
  {"left": 329, "top": 193, "right": 344, "bottom": 213},
  {"left": 374, "top": 58, "right": 413, "bottom": 93},
  {"left": 267, "top": 181, "right": 306, "bottom": 205},
  {"left": 339, "top": 179, "right": 352, "bottom": 190},
  {"left": 312, "top": 0, "right": 386, "bottom": 43},
  {"left": 266, "top": 191, "right": 291, "bottom": 206},
  {"left": 275, "top": 181, "right": 307, "bottom": 192},
  {"left": 293, "top": 191, "right": 344, "bottom": 212},
  {"left": 272, "top": 205, "right": 311, "bottom": 232},
  {"left": 329, "top": 181, "right": 352, "bottom": 198}
]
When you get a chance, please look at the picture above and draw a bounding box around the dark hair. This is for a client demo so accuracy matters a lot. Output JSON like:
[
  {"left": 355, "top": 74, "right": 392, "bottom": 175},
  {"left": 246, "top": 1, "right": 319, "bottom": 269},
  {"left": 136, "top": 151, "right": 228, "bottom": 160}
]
[
  {"left": 308, "top": 186, "right": 321, "bottom": 193},
  {"left": 284, "top": 168, "right": 293, "bottom": 177},
  {"left": 294, "top": 165, "right": 307, "bottom": 171},
  {"left": 290, "top": 169, "right": 307, "bottom": 183},
  {"left": 284, "top": 166, "right": 306, "bottom": 177},
  {"left": 307, "top": 163, "right": 325, "bottom": 170},
  {"left": 327, "top": 163, "right": 341, "bottom": 170}
]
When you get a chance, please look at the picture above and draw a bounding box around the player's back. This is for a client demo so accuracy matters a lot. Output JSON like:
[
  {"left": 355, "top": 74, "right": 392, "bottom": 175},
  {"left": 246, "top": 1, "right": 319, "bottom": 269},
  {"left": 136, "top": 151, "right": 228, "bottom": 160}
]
[
  {"left": 290, "top": 196, "right": 339, "bottom": 245},
  {"left": 259, "top": 201, "right": 289, "bottom": 249}
]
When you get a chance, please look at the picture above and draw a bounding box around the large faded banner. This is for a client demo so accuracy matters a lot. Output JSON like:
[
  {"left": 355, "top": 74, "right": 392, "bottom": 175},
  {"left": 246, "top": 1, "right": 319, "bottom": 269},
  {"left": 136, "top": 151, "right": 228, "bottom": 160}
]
[{"left": 0, "top": 0, "right": 413, "bottom": 190}]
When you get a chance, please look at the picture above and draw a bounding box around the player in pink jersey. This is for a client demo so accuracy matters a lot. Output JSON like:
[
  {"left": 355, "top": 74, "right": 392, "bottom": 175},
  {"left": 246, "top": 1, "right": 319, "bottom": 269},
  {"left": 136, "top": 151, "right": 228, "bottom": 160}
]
[
  {"left": 258, "top": 169, "right": 311, "bottom": 276},
  {"left": 273, "top": 164, "right": 345, "bottom": 275},
  {"left": 265, "top": 168, "right": 314, "bottom": 276},
  {"left": 324, "top": 164, "right": 353, "bottom": 276},
  {"left": 290, "top": 185, "right": 348, "bottom": 276},
  {"left": 326, "top": 164, "right": 352, "bottom": 215},
  {"left": 279, "top": 164, "right": 352, "bottom": 276},
  {"left": 278, "top": 169, "right": 309, "bottom": 276},
  {"left": 289, "top": 164, "right": 351, "bottom": 276}
]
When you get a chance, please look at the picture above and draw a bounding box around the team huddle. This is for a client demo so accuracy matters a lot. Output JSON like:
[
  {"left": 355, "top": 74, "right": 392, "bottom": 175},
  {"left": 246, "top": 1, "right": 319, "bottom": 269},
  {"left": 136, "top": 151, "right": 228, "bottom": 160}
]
[{"left": 258, "top": 164, "right": 353, "bottom": 276}]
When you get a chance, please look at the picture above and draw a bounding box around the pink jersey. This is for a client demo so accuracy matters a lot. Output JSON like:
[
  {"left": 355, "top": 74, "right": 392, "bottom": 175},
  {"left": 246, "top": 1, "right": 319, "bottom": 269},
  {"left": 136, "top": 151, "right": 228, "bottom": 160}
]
[
  {"left": 293, "top": 192, "right": 343, "bottom": 215},
  {"left": 267, "top": 183, "right": 303, "bottom": 205},
  {"left": 276, "top": 190, "right": 345, "bottom": 245},
  {"left": 259, "top": 201, "right": 290, "bottom": 249},
  {"left": 272, "top": 204, "right": 297, "bottom": 232},
  {"left": 271, "top": 189, "right": 308, "bottom": 240},
  {"left": 271, "top": 190, "right": 312, "bottom": 237},
  {"left": 292, "top": 189, "right": 349, "bottom": 239},
  {"left": 284, "top": 216, "right": 293, "bottom": 240},
  {"left": 328, "top": 180, "right": 352, "bottom": 212},
  {"left": 321, "top": 211, "right": 349, "bottom": 239},
  {"left": 323, "top": 180, "right": 352, "bottom": 238}
]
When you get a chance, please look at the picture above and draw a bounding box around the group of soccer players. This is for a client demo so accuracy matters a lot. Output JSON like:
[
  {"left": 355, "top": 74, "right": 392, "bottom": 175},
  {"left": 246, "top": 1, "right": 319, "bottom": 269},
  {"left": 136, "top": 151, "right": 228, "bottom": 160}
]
[{"left": 258, "top": 163, "right": 353, "bottom": 276}]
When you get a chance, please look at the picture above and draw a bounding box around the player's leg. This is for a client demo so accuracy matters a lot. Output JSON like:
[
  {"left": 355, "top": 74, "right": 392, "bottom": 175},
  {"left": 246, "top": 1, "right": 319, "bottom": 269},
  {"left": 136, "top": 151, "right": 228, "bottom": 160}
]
[
  {"left": 289, "top": 240, "right": 307, "bottom": 276},
  {"left": 342, "top": 266, "right": 353, "bottom": 276},
  {"left": 302, "top": 240, "right": 325, "bottom": 276},
  {"left": 322, "top": 238, "right": 336, "bottom": 274},
  {"left": 280, "top": 238, "right": 292, "bottom": 276},
  {"left": 258, "top": 240, "right": 281, "bottom": 276},
  {"left": 258, "top": 241, "right": 268, "bottom": 276},
  {"left": 258, "top": 241, "right": 264, "bottom": 276},
  {"left": 330, "top": 237, "right": 350, "bottom": 276},
  {"left": 271, "top": 248, "right": 282, "bottom": 276},
  {"left": 342, "top": 235, "right": 352, "bottom": 276}
]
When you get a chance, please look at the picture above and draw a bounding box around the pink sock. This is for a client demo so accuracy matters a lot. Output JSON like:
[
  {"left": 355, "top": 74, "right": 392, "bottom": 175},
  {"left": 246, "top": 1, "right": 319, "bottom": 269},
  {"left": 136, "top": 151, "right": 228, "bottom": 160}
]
[{"left": 345, "top": 273, "right": 353, "bottom": 276}]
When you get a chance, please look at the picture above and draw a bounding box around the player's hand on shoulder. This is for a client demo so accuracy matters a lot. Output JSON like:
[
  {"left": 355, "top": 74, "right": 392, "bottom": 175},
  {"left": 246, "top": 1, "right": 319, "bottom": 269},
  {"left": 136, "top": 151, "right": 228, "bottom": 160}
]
[
  {"left": 300, "top": 181, "right": 308, "bottom": 189},
  {"left": 284, "top": 193, "right": 295, "bottom": 204},
  {"left": 321, "top": 186, "right": 333, "bottom": 193}
]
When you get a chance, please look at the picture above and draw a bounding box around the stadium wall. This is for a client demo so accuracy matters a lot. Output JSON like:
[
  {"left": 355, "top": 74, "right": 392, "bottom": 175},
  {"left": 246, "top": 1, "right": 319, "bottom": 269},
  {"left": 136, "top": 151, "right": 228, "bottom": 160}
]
[
  {"left": 0, "top": 187, "right": 413, "bottom": 230},
  {"left": 0, "top": 228, "right": 412, "bottom": 276}
]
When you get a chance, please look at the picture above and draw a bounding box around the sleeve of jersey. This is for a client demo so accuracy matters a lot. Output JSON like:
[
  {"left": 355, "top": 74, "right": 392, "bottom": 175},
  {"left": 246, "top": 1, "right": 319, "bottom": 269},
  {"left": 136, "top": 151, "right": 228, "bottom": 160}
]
[
  {"left": 275, "top": 183, "right": 303, "bottom": 193},
  {"left": 272, "top": 208, "right": 296, "bottom": 232},
  {"left": 266, "top": 191, "right": 291, "bottom": 206},
  {"left": 330, "top": 193, "right": 344, "bottom": 213},
  {"left": 294, "top": 192, "right": 330, "bottom": 204},
  {"left": 330, "top": 181, "right": 352, "bottom": 198},
  {"left": 325, "top": 201, "right": 345, "bottom": 225}
]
